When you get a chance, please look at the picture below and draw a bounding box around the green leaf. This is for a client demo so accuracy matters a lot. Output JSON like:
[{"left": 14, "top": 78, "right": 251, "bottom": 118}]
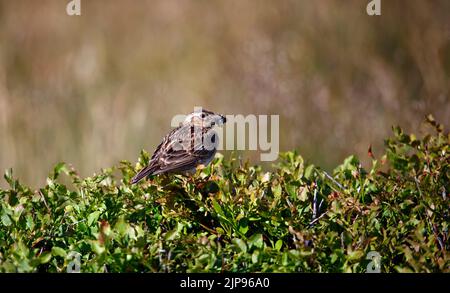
[
  {"left": 38, "top": 252, "right": 52, "bottom": 264},
  {"left": 165, "top": 222, "right": 184, "bottom": 241},
  {"left": 330, "top": 253, "right": 338, "bottom": 264},
  {"left": 282, "top": 252, "right": 289, "bottom": 266},
  {"left": 304, "top": 165, "right": 314, "bottom": 179},
  {"left": 248, "top": 233, "right": 263, "bottom": 249},
  {"left": 25, "top": 214, "right": 34, "bottom": 230},
  {"left": 1, "top": 213, "right": 12, "bottom": 226},
  {"left": 115, "top": 217, "right": 128, "bottom": 236},
  {"left": 285, "top": 183, "right": 297, "bottom": 198},
  {"left": 251, "top": 250, "right": 260, "bottom": 264},
  {"left": 272, "top": 184, "right": 282, "bottom": 197},
  {"left": 4, "top": 168, "right": 14, "bottom": 186},
  {"left": 275, "top": 239, "right": 283, "bottom": 251},
  {"left": 238, "top": 218, "right": 249, "bottom": 235},
  {"left": 211, "top": 199, "right": 224, "bottom": 216},
  {"left": 52, "top": 247, "right": 67, "bottom": 258},
  {"left": 53, "top": 162, "right": 68, "bottom": 179},
  {"left": 90, "top": 240, "right": 105, "bottom": 255},
  {"left": 347, "top": 250, "right": 364, "bottom": 261},
  {"left": 232, "top": 238, "right": 247, "bottom": 253},
  {"left": 87, "top": 211, "right": 101, "bottom": 226}
]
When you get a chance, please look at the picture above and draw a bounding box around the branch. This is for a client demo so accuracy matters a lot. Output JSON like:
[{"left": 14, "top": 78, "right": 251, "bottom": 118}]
[
  {"left": 308, "top": 211, "right": 328, "bottom": 227},
  {"left": 321, "top": 170, "right": 346, "bottom": 191}
]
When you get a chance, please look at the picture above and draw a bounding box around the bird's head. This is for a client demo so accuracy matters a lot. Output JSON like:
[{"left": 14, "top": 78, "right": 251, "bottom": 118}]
[{"left": 183, "top": 109, "right": 226, "bottom": 128}]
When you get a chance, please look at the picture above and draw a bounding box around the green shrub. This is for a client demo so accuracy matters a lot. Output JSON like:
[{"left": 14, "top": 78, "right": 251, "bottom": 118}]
[{"left": 0, "top": 116, "right": 448, "bottom": 272}]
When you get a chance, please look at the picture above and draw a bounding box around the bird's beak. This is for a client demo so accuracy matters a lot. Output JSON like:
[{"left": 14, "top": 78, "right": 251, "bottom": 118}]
[{"left": 212, "top": 114, "right": 226, "bottom": 126}]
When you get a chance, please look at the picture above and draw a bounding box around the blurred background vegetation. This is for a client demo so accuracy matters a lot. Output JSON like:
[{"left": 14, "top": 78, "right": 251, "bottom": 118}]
[{"left": 0, "top": 0, "right": 449, "bottom": 188}]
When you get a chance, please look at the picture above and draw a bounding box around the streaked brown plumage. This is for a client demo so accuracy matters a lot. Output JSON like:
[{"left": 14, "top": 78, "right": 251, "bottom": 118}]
[{"left": 131, "top": 109, "right": 226, "bottom": 184}]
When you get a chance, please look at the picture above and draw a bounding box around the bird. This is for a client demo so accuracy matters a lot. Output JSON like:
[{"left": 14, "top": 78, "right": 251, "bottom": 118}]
[{"left": 131, "top": 109, "right": 227, "bottom": 184}]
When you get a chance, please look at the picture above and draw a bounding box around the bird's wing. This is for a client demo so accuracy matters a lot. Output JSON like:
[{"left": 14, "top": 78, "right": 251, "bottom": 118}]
[
  {"left": 131, "top": 125, "right": 216, "bottom": 184},
  {"left": 152, "top": 125, "right": 216, "bottom": 174}
]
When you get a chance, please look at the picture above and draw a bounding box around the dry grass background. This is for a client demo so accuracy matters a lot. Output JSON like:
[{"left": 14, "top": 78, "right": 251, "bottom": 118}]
[{"left": 0, "top": 0, "right": 449, "bottom": 188}]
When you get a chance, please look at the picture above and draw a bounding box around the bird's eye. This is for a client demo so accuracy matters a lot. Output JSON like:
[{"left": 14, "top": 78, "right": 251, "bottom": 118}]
[{"left": 201, "top": 113, "right": 206, "bottom": 118}]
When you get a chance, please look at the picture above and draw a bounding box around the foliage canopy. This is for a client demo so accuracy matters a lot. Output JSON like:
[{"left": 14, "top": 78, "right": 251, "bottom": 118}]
[{"left": 0, "top": 117, "right": 448, "bottom": 272}]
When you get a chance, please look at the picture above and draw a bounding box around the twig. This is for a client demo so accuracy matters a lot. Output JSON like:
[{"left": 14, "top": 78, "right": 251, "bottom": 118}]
[
  {"left": 199, "top": 223, "right": 218, "bottom": 235},
  {"left": 430, "top": 221, "right": 445, "bottom": 251},
  {"left": 158, "top": 248, "right": 166, "bottom": 272},
  {"left": 312, "top": 187, "right": 317, "bottom": 221},
  {"left": 308, "top": 211, "right": 328, "bottom": 227},
  {"left": 414, "top": 177, "right": 423, "bottom": 197},
  {"left": 310, "top": 184, "right": 326, "bottom": 228},
  {"left": 38, "top": 190, "right": 50, "bottom": 212},
  {"left": 70, "top": 219, "right": 86, "bottom": 225},
  {"left": 66, "top": 219, "right": 86, "bottom": 232},
  {"left": 322, "top": 170, "right": 346, "bottom": 191},
  {"left": 167, "top": 250, "right": 172, "bottom": 273},
  {"left": 318, "top": 199, "right": 324, "bottom": 213}
]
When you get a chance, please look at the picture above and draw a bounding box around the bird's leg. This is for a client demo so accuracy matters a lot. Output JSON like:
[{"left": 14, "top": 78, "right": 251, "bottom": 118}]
[
  {"left": 192, "top": 164, "right": 208, "bottom": 189},
  {"left": 209, "top": 162, "right": 216, "bottom": 181},
  {"left": 196, "top": 164, "right": 206, "bottom": 172},
  {"left": 176, "top": 172, "right": 195, "bottom": 189},
  {"left": 207, "top": 161, "right": 221, "bottom": 182},
  {"left": 186, "top": 176, "right": 195, "bottom": 189}
]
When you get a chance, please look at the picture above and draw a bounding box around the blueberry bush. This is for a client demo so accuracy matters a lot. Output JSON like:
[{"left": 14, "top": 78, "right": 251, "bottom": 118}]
[{"left": 0, "top": 116, "right": 448, "bottom": 272}]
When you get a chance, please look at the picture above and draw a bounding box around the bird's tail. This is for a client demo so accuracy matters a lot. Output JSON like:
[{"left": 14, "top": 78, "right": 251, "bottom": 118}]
[{"left": 131, "top": 165, "right": 156, "bottom": 184}]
